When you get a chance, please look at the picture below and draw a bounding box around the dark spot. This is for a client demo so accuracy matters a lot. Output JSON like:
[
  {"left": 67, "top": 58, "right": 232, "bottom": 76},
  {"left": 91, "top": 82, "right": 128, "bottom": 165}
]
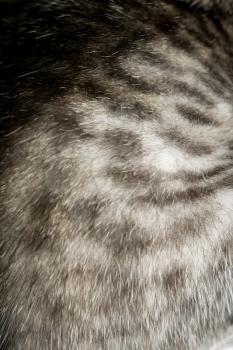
[
  {"left": 228, "top": 140, "right": 233, "bottom": 151},
  {"left": 172, "top": 81, "right": 213, "bottom": 106},
  {"left": 108, "top": 98, "right": 161, "bottom": 122},
  {"left": 107, "top": 166, "right": 151, "bottom": 186},
  {"left": 103, "top": 129, "right": 142, "bottom": 160},
  {"left": 139, "top": 51, "right": 171, "bottom": 70},
  {"left": 163, "top": 268, "right": 186, "bottom": 295},
  {"left": 136, "top": 185, "right": 214, "bottom": 207},
  {"left": 172, "top": 34, "right": 195, "bottom": 52},
  {"left": 176, "top": 104, "right": 217, "bottom": 126},
  {"left": 107, "top": 65, "right": 159, "bottom": 94},
  {"left": 216, "top": 174, "right": 233, "bottom": 189},
  {"left": 54, "top": 106, "right": 95, "bottom": 146},
  {"left": 180, "top": 163, "right": 233, "bottom": 184},
  {"left": 26, "top": 191, "right": 58, "bottom": 251},
  {"left": 228, "top": 314, "right": 233, "bottom": 325},
  {"left": 0, "top": 313, "right": 14, "bottom": 350},
  {"left": 168, "top": 216, "right": 206, "bottom": 244},
  {"left": 161, "top": 128, "right": 212, "bottom": 155},
  {"left": 79, "top": 79, "right": 109, "bottom": 100},
  {"left": 70, "top": 196, "right": 104, "bottom": 238},
  {"left": 97, "top": 221, "right": 152, "bottom": 257},
  {"left": 198, "top": 73, "right": 228, "bottom": 96},
  {"left": 155, "top": 16, "right": 179, "bottom": 33},
  {"left": 204, "top": 164, "right": 233, "bottom": 179}
]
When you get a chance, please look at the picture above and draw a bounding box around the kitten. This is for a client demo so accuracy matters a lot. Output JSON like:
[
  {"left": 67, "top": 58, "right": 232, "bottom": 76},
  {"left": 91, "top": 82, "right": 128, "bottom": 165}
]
[{"left": 1, "top": 0, "right": 233, "bottom": 349}]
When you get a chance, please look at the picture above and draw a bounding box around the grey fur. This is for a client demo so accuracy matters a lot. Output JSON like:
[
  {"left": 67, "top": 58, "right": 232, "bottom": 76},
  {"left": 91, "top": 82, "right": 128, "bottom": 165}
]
[
  {"left": 0, "top": 0, "right": 233, "bottom": 349},
  {"left": 184, "top": 0, "right": 233, "bottom": 13}
]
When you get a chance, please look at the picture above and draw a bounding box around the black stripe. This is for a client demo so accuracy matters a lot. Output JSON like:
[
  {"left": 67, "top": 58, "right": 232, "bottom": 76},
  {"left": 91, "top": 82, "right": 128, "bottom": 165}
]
[
  {"left": 160, "top": 128, "right": 213, "bottom": 156},
  {"left": 135, "top": 185, "right": 214, "bottom": 207},
  {"left": 176, "top": 104, "right": 217, "bottom": 125}
]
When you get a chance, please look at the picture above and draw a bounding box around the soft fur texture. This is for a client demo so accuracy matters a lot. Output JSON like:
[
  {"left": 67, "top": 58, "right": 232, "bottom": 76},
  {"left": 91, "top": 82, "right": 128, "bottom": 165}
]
[
  {"left": 184, "top": 0, "right": 233, "bottom": 13},
  {"left": 1, "top": 0, "right": 233, "bottom": 349}
]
